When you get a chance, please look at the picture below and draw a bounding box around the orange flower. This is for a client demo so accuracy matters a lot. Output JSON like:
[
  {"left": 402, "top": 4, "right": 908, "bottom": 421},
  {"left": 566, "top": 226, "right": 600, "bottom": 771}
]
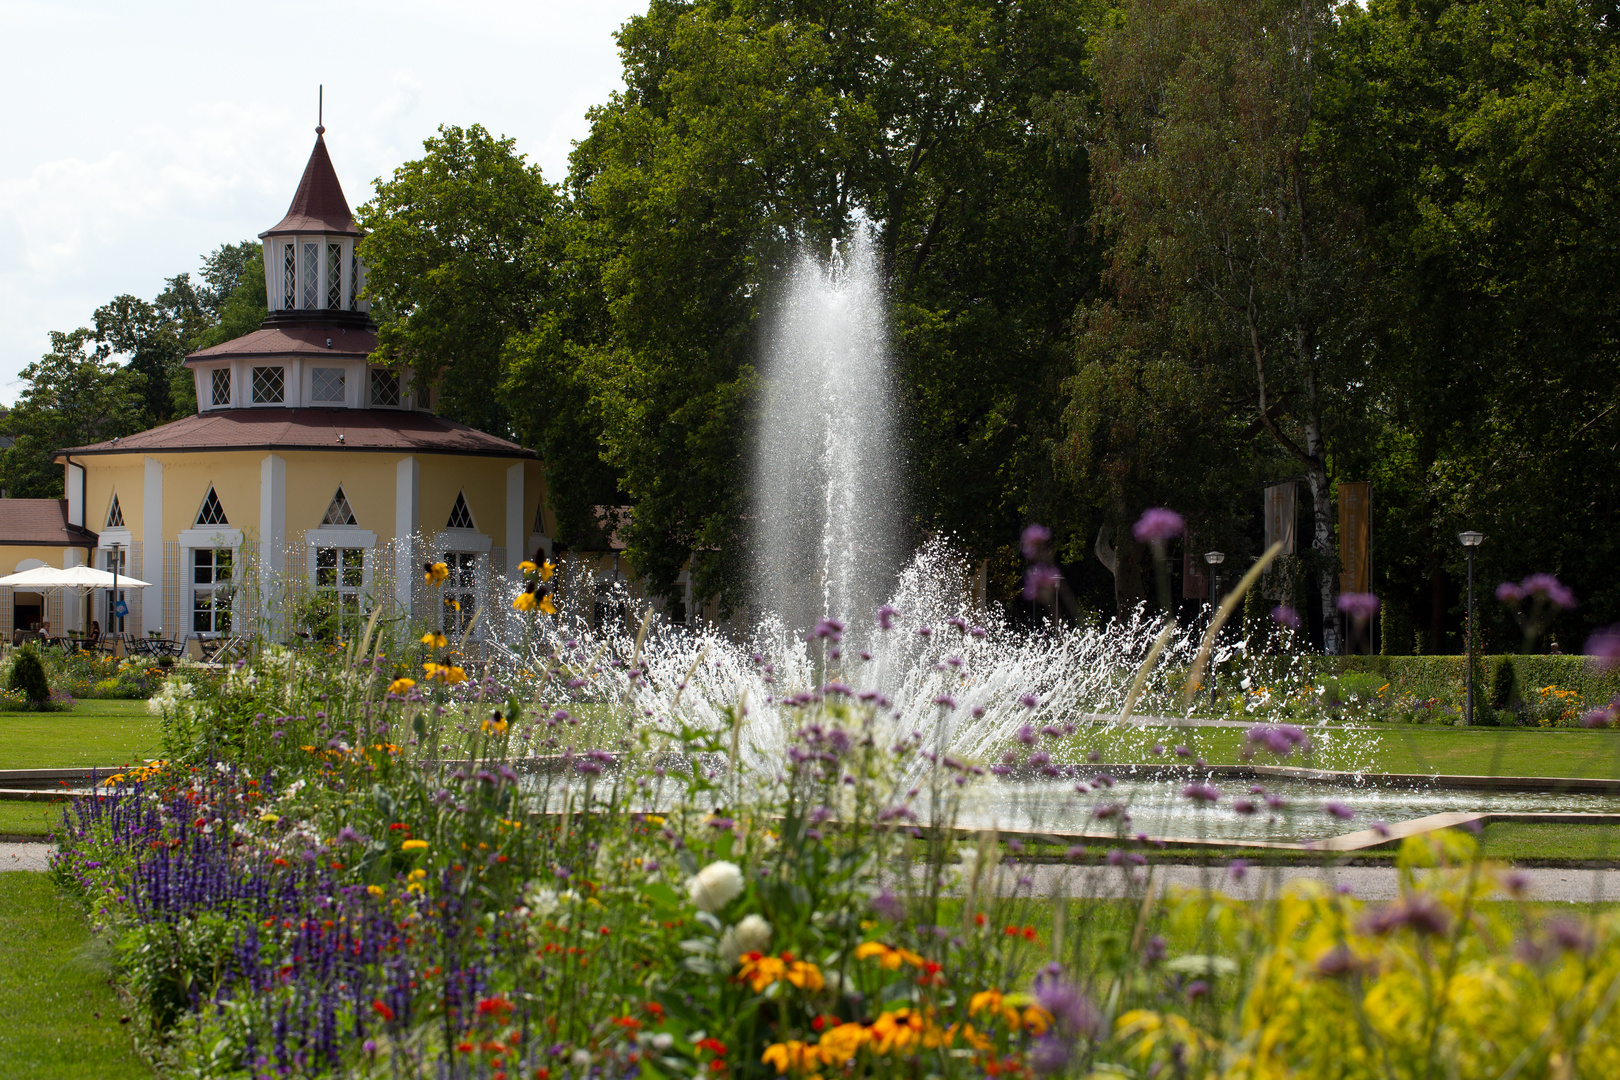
[{"left": 853, "top": 941, "right": 926, "bottom": 970}]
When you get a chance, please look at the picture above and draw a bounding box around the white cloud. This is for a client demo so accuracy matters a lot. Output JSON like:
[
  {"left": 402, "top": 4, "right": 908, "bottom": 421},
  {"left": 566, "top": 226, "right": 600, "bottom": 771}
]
[{"left": 0, "top": 0, "right": 644, "bottom": 403}]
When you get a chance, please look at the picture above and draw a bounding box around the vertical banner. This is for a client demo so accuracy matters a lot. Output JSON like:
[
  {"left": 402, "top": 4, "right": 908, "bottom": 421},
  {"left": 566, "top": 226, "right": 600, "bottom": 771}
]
[
  {"left": 1264, "top": 483, "right": 1297, "bottom": 554},
  {"left": 1338, "top": 481, "right": 1372, "bottom": 594}
]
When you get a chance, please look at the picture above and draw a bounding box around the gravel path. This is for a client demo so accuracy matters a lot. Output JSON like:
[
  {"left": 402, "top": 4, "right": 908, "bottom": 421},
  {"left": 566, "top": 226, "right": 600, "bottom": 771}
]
[{"left": 0, "top": 842, "right": 52, "bottom": 872}]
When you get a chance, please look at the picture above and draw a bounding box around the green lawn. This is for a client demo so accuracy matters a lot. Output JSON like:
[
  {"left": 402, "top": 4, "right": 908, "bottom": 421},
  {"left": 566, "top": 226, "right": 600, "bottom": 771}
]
[
  {"left": 0, "top": 874, "right": 150, "bottom": 1079},
  {"left": 0, "top": 700, "right": 161, "bottom": 770},
  {"left": 1481, "top": 821, "right": 1620, "bottom": 862},
  {"left": 1053, "top": 723, "right": 1620, "bottom": 779},
  {"left": 0, "top": 801, "right": 67, "bottom": 838}
]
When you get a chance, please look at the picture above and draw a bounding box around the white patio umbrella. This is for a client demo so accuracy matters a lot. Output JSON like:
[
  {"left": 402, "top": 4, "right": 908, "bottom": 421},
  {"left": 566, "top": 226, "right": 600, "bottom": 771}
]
[{"left": 0, "top": 564, "right": 153, "bottom": 591}]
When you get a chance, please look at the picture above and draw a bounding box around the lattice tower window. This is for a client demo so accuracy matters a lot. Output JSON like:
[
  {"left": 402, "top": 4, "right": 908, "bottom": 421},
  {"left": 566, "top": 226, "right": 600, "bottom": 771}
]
[
  {"left": 302, "top": 243, "right": 319, "bottom": 308},
  {"left": 446, "top": 492, "right": 474, "bottom": 530},
  {"left": 369, "top": 368, "right": 401, "bottom": 407},
  {"left": 350, "top": 249, "right": 360, "bottom": 311},
  {"left": 211, "top": 368, "right": 231, "bottom": 406},
  {"left": 327, "top": 242, "right": 343, "bottom": 308},
  {"left": 252, "top": 366, "right": 285, "bottom": 404},
  {"left": 312, "top": 367, "right": 345, "bottom": 404},
  {"left": 283, "top": 243, "right": 296, "bottom": 309},
  {"left": 195, "top": 487, "right": 228, "bottom": 526}
]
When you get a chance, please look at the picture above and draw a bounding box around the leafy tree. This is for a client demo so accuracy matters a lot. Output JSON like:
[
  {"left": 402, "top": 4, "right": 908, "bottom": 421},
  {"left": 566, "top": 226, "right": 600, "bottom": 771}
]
[
  {"left": 1323, "top": 0, "right": 1620, "bottom": 650},
  {"left": 0, "top": 329, "right": 148, "bottom": 498},
  {"left": 555, "top": 0, "right": 1101, "bottom": 612},
  {"left": 1081, "top": 0, "right": 1363, "bottom": 650},
  {"left": 358, "top": 125, "right": 564, "bottom": 440},
  {"left": 355, "top": 126, "right": 620, "bottom": 547},
  {"left": 94, "top": 241, "right": 266, "bottom": 422}
]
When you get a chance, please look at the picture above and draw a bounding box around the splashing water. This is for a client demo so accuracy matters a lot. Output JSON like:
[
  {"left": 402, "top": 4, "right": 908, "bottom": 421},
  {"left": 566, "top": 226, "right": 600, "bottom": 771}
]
[{"left": 752, "top": 233, "right": 903, "bottom": 640}]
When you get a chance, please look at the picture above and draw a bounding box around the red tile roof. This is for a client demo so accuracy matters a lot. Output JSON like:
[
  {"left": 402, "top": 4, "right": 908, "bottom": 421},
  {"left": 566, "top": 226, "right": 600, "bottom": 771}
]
[
  {"left": 186, "top": 325, "right": 378, "bottom": 363},
  {"left": 259, "top": 133, "right": 359, "bottom": 238},
  {"left": 0, "top": 500, "right": 98, "bottom": 547},
  {"left": 55, "top": 410, "right": 534, "bottom": 460}
]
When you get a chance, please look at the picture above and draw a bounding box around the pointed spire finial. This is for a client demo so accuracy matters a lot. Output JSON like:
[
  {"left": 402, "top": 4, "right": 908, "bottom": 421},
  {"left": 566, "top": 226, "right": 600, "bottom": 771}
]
[{"left": 316, "top": 85, "right": 325, "bottom": 136}]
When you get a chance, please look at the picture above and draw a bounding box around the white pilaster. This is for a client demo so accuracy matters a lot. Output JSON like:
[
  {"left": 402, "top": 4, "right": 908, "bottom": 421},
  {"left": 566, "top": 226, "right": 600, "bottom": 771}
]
[
  {"left": 505, "top": 463, "right": 525, "bottom": 578},
  {"left": 394, "top": 457, "right": 419, "bottom": 613},
  {"left": 260, "top": 454, "right": 286, "bottom": 631},
  {"left": 63, "top": 547, "right": 83, "bottom": 632},
  {"left": 141, "top": 457, "right": 163, "bottom": 636}
]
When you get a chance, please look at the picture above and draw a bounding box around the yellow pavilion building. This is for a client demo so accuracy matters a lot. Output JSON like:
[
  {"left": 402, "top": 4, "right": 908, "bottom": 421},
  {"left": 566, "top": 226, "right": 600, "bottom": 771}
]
[{"left": 37, "top": 127, "right": 555, "bottom": 643}]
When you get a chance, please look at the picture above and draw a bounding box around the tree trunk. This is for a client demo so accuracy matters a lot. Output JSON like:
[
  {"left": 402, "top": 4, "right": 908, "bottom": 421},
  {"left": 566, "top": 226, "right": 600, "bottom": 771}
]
[
  {"left": 1113, "top": 523, "right": 1145, "bottom": 618},
  {"left": 1301, "top": 369, "right": 1340, "bottom": 654}
]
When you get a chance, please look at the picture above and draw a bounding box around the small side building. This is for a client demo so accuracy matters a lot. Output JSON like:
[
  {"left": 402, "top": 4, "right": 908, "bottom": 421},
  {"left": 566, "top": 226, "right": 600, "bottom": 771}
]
[
  {"left": 50, "top": 128, "right": 555, "bottom": 642},
  {"left": 0, "top": 500, "right": 98, "bottom": 638}
]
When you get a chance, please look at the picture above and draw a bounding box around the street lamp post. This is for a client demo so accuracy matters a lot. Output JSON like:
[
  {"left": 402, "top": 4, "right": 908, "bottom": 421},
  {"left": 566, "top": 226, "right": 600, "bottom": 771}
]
[
  {"left": 1205, "top": 551, "right": 1225, "bottom": 702},
  {"left": 1459, "top": 531, "right": 1485, "bottom": 725}
]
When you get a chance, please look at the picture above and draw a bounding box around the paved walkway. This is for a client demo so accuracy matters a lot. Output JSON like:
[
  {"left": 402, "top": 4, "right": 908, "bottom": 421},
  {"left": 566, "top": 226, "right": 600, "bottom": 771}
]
[
  {"left": 0, "top": 842, "right": 53, "bottom": 872},
  {"left": 1004, "top": 862, "right": 1620, "bottom": 902}
]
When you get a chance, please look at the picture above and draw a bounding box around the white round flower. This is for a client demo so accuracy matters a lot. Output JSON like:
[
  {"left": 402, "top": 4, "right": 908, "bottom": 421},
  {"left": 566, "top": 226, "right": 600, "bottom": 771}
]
[
  {"left": 734, "top": 913, "right": 772, "bottom": 952},
  {"left": 686, "top": 860, "right": 744, "bottom": 913},
  {"left": 571, "top": 1049, "right": 592, "bottom": 1069}
]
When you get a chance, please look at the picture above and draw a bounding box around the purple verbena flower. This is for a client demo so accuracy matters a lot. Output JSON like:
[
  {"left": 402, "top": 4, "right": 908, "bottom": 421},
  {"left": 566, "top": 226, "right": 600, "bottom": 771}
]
[
  {"left": 876, "top": 604, "right": 898, "bottom": 631},
  {"left": 1019, "top": 692, "right": 1039, "bottom": 709},
  {"left": 1022, "top": 563, "right": 1063, "bottom": 601},
  {"left": 1325, "top": 801, "right": 1355, "bottom": 821},
  {"left": 1586, "top": 626, "right": 1620, "bottom": 671},
  {"left": 1132, "top": 507, "right": 1185, "bottom": 544},
  {"left": 1520, "top": 573, "right": 1576, "bottom": 609},
  {"left": 1337, "top": 592, "right": 1380, "bottom": 621},
  {"left": 1021, "top": 523, "right": 1052, "bottom": 561},
  {"left": 1272, "top": 604, "right": 1301, "bottom": 630},
  {"left": 1182, "top": 782, "right": 1220, "bottom": 804}
]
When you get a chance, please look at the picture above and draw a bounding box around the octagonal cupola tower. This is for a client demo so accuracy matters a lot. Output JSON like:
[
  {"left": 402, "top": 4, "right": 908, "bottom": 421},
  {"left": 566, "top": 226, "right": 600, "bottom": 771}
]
[{"left": 258, "top": 125, "right": 370, "bottom": 329}]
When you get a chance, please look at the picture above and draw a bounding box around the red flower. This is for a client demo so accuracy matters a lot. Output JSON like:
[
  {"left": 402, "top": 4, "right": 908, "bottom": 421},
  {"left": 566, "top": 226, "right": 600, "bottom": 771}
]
[
  {"left": 975, "top": 912, "right": 986, "bottom": 926},
  {"left": 372, "top": 1000, "right": 395, "bottom": 1022},
  {"left": 456, "top": 1040, "right": 475, "bottom": 1053},
  {"left": 477, "top": 997, "right": 515, "bottom": 1016},
  {"left": 611, "top": 1016, "right": 641, "bottom": 1030},
  {"left": 695, "top": 1037, "right": 727, "bottom": 1057},
  {"left": 643, "top": 1002, "right": 665, "bottom": 1019},
  {"left": 272, "top": 857, "right": 289, "bottom": 867},
  {"left": 599, "top": 926, "right": 611, "bottom": 935},
  {"left": 1023, "top": 926, "right": 1037, "bottom": 941},
  {"left": 1004, "top": 926, "right": 1018, "bottom": 937}
]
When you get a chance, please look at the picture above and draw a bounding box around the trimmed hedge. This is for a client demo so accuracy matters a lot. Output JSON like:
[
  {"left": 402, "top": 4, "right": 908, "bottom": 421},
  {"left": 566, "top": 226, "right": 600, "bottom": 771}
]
[{"left": 1318, "top": 654, "right": 1620, "bottom": 726}]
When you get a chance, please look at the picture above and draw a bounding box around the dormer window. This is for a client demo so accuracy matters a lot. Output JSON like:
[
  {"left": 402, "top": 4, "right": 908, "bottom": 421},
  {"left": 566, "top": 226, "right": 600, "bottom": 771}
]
[
  {"left": 196, "top": 487, "right": 228, "bottom": 526},
  {"left": 210, "top": 368, "right": 231, "bottom": 407},
  {"left": 312, "top": 367, "right": 345, "bottom": 405},
  {"left": 323, "top": 487, "right": 357, "bottom": 526},
  {"left": 370, "top": 368, "right": 401, "bottom": 407},
  {"left": 447, "top": 492, "right": 475, "bottom": 530},
  {"left": 252, "top": 366, "right": 285, "bottom": 404}
]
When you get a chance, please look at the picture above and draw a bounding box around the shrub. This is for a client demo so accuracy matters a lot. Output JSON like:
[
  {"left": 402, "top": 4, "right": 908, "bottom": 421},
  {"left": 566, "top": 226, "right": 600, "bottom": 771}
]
[{"left": 8, "top": 646, "right": 50, "bottom": 707}]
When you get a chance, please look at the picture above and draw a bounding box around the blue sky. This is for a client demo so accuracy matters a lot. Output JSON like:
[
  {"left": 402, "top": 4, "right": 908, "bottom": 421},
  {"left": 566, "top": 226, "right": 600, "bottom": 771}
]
[{"left": 0, "top": 0, "right": 646, "bottom": 404}]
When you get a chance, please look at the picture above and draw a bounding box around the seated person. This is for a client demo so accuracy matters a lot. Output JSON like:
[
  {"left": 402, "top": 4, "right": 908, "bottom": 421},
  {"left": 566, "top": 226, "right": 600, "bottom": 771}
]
[
  {"left": 87, "top": 620, "right": 101, "bottom": 645},
  {"left": 37, "top": 620, "right": 52, "bottom": 641}
]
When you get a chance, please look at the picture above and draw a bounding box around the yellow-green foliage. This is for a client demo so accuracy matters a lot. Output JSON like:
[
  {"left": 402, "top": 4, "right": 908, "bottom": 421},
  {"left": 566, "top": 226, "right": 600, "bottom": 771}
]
[{"left": 1126, "top": 832, "right": 1620, "bottom": 1078}]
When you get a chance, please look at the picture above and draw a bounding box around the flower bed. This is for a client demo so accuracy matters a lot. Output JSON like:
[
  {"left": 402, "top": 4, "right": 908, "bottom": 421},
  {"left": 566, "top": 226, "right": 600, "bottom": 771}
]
[{"left": 50, "top": 632, "right": 1620, "bottom": 1078}]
